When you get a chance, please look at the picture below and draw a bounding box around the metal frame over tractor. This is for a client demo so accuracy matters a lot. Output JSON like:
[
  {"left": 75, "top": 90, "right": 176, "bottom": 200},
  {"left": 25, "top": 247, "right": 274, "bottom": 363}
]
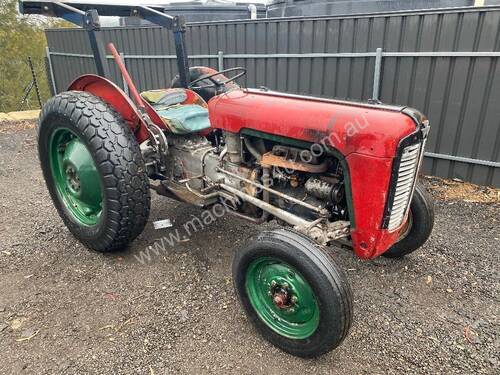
[{"left": 20, "top": 0, "right": 434, "bottom": 357}]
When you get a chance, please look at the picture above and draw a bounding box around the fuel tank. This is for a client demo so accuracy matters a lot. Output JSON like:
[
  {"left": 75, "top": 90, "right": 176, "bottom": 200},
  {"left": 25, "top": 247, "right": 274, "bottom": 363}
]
[{"left": 208, "top": 88, "right": 418, "bottom": 158}]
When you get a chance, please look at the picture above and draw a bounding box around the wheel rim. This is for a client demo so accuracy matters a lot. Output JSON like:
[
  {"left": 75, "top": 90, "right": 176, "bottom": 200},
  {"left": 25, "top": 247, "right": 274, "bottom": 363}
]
[
  {"left": 398, "top": 210, "right": 413, "bottom": 240},
  {"left": 245, "top": 257, "right": 320, "bottom": 339},
  {"left": 49, "top": 128, "right": 103, "bottom": 226}
]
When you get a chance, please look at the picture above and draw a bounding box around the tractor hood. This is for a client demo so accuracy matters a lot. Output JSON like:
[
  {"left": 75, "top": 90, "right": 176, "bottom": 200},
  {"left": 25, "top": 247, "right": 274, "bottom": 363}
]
[{"left": 208, "top": 88, "right": 421, "bottom": 158}]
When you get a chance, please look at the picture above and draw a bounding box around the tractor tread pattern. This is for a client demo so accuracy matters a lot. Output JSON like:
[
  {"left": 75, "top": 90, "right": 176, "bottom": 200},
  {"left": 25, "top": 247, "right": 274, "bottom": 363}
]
[
  {"left": 278, "top": 228, "right": 354, "bottom": 341},
  {"left": 263, "top": 228, "right": 353, "bottom": 349},
  {"left": 39, "top": 91, "right": 150, "bottom": 252},
  {"left": 233, "top": 228, "right": 353, "bottom": 357}
]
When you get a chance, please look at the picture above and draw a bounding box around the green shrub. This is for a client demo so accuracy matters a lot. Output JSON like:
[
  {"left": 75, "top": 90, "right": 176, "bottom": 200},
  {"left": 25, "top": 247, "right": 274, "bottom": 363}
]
[{"left": 0, "top": 0, "right": 58, "bottom": 112}]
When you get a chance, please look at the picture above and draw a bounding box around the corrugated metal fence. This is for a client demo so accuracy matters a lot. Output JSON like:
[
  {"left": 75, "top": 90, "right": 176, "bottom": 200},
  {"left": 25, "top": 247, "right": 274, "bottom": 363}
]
[{"left": 45, "top": 6, "right": 500, "bottom": 187}]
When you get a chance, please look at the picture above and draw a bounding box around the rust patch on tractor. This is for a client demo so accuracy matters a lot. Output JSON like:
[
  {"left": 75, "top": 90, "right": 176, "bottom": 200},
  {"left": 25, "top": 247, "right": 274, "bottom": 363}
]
[
  {"left": 260, "top": 152, "right": 328, "bottom": 173},
  {"left": 303, "top": 128, "right": 329, "bottom": 144}
]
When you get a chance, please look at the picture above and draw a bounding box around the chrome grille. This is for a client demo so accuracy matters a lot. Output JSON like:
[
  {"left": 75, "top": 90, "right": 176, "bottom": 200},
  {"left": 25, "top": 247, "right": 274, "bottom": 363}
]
[{"left": 387, "top": 143, "right": 422, "bottom": 231}]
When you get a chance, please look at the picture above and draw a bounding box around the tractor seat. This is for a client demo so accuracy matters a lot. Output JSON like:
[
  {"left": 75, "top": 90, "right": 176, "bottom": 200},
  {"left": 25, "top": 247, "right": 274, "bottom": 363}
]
[{"left": 140, "top": 88, "right": 210, "bottom": 134}]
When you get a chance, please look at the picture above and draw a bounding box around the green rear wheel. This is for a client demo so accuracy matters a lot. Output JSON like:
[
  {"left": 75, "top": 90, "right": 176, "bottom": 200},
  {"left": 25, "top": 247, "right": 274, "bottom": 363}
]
[
  {"left": 38, "top": 91, "right": 150, "bottom": 252},
  {"left": 49, "top": 128, "right": 103, "bottom": 226},
  {"left": 233, "top": 229, "right": 353, "bottom": 358}
]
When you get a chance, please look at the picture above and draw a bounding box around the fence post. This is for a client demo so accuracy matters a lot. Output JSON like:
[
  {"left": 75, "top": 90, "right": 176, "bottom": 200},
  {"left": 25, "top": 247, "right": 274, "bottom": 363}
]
[
  {"left": 119, "top": 52, "right": 130, "bottom": 96},
  {"left": 372, "top": 47, "right": 383, "bottom": 101},
  {"left": 45, "top": 46, "right": 57, "bottom": 95},
  {"left": 218, "top": 51, "right": 224, "bottom": 71}
]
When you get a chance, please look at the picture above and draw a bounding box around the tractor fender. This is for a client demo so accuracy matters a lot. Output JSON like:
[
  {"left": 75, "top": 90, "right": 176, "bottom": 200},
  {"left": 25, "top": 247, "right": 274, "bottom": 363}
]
[{"left": 68, "top": 74, "right": 150, "bottom": 143}]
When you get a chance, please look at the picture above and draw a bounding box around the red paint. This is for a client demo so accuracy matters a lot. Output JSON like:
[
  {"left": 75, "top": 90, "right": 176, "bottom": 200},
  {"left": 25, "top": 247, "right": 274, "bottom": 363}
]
[
  {"left": 345, "top": 153, "right": 407, "bottom": 259},
  {"left": 107, "top": 43, "right": 146, "bottom": 110},
  {"left": 68, "top": 75, "right": 418, "bottom": 258},
  {"left": 68, "top": 74, "right": 151, "bottom": 143},
  {"left": 208, "top": 89, "right": 416, "bottom": 158},
  {"left": 209, "top": 89, "right": 418, "bottom": 259}
]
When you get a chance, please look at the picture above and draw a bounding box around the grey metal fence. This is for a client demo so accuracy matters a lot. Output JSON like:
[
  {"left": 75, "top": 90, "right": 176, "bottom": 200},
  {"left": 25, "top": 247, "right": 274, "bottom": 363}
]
[{"left": 45, "top": 6, "right": 500, "bottom": 187}]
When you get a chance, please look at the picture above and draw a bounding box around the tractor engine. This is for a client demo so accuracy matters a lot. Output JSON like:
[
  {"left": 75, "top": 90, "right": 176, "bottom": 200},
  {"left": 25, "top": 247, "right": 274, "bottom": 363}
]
[{"left": 152, "top": 131, "right": 349, "bottom": 236}]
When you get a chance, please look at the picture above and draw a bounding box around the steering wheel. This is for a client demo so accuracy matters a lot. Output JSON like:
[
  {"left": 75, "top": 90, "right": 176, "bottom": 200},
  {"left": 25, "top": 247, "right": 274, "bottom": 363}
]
[{"left": 188, "top": 67, "right": 246, "bottom": 90}]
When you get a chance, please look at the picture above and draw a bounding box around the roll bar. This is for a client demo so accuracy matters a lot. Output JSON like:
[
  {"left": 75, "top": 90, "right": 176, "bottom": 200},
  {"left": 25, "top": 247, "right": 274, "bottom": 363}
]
[{"left": 18, "top": 1, "right": 190, "bottom": 87}]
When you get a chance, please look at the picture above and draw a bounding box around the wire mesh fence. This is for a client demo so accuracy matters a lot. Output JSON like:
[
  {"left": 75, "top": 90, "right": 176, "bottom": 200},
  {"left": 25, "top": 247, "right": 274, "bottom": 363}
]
[{"left": 0, "top": 56, "right": 49, "bottom": 113}]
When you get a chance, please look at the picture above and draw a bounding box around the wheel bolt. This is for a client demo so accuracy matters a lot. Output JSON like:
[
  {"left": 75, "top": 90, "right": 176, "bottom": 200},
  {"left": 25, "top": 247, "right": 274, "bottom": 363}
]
[
  {"left": 282, "top": 282, "right": 289, "bottom": 289},
  {"left": 271, "top": 280, "right": 277, "bottom": 287},
  {"left": 291, "top": 296, "right": 298, "bottom": 304}
]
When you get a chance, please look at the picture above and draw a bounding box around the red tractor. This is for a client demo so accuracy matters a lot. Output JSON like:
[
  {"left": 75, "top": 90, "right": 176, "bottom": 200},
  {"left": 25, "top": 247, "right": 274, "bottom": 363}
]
[{"left": 21, "top": 1, "right": 434, "bottom": 357}]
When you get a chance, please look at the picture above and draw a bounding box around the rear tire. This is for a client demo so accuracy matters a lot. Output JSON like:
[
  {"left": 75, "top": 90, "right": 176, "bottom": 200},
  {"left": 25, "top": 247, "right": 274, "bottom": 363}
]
[
  {"left": 383, "top": 182, "right": 434, "bottom": 258},
  {"left": 38, "top": 91, "right": 150, "bottom": 252},
  {"left": 233, "top": 228, "right": 353, "bottom": 358}
]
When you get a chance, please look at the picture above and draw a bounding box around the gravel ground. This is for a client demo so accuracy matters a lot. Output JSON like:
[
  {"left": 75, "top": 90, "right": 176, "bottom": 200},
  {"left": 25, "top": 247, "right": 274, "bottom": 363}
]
[{"left": 0, "top": 125, "right": 498, "bottom": 374}]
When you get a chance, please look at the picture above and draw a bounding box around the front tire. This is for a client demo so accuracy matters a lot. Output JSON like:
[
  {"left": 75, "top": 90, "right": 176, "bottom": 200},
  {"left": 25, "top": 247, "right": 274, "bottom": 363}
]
[
  {"left": 233, "top": 229, "right": 353, "bottom": 358},
  {"left": 383, "top": 182, "right": 435, "bottom": 258},
  {"left": 38, "top": 91, "right": 150, "bottom": 252}
]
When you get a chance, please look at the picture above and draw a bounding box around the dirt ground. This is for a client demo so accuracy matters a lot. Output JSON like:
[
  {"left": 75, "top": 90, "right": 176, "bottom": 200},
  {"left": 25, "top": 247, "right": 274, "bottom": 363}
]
[{"left": 0, "top": 123, "right": 498, "bottom": 374}]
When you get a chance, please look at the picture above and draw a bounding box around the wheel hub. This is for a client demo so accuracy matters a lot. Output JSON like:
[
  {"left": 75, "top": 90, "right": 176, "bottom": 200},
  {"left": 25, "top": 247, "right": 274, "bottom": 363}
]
[
  {"left": 270, "top": 281, "right": 297, "bottom": 310},
  {"left": 65, "top": 166, "right": 80, "bottom": 191},
  {"left": 49, "top": 128, "right": 103, "bottom": 226},
  {"left": 245, "top": 257, "right": 320, "bottom": 339},
  {"left": 272, "top": 290, "right": 288, "bottom": 308}
]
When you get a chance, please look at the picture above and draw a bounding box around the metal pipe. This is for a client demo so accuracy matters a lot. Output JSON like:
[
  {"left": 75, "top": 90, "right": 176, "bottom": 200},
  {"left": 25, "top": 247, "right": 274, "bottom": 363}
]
[
  {"left": 219, "top": 147, "right": 228, "bottom": 162},
  {"left": 424, "top": 152, "right": 500, "bottom": 168},
  {"left": 107, "top": 42, "right": 145, "bottom": 109},
  {"left": 119, "top": 52, "right": 129, "bottom": 96},
  {"left": 47, "top": 51, "right": 500, "bottom": 60},
  {"left": 177, "top": 174, "right": 204, "bottom": 183},
  {"left": 220, "top": 183, "right": 311, "bottom": 228},
  {"left": 382, "top": 51, "right": 500, "bottom": 57},
  {"left": 46, "top": 52, "right": 95, "bottom": 58},
  {"left": 222, "top": 168, "right": 270, "bottom": 224},
  {"left": 248, "top": 4, "right": 258, "bottom": 19},
  {"left": 173, "top": 26, "right": 190, "bottom": 88},
  {"left": 243, "top": 137, "right": 262, "bottom": 162},
  {"left": 84, "top": 10, "right": 110, "bottom": 78},
  {"left": 185, "top": 181, "right": 219, "bottom": 199},
  {"left": 372, "top": 47, "right": 383, "bottom": 101},
  {"left": 224, "top": 132, "right": 242, "bottom": 163},
  {"left": 45, "top": 47, "right": 57, "bottom": 95},
  {"left": 217, "top": 167, "right": 328, "bottom": 215},
  {"left": 218, "top": 51, "right": 224, "bottom": 71}
]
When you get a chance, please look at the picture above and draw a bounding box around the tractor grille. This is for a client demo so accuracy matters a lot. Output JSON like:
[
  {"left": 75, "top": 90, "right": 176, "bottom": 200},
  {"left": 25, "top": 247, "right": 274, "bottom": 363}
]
[{"left": 386, "top": 142, "right": 424, "bottom": 231}]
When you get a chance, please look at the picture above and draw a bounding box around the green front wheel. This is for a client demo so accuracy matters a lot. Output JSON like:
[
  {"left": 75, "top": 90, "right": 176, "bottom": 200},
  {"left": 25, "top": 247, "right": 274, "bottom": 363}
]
[{"left": 233, "top": 229, "right": 353, "bottom": 358}]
